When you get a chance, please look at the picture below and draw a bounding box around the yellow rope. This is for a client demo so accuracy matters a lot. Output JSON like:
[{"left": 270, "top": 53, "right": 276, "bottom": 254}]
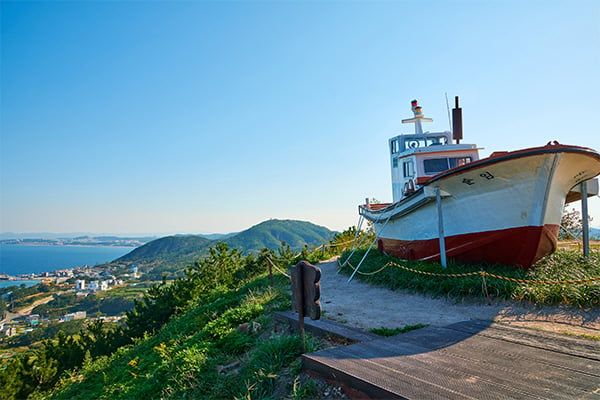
[
  {"left": 341, "top": 259, "right": 600, "bottom": 285},
  {"left": 266, "top": 257, "right": 290, "bottom": 279}
]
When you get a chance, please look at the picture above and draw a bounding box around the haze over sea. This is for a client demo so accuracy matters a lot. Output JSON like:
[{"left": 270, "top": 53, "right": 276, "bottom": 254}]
[{"left": 0, "top": 244, "right": 132, "bottom": 279}]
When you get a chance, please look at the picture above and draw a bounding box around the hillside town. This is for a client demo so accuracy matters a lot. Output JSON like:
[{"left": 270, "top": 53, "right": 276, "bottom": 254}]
[{"left": 0, "top": 263, "right": 143, "bottom": 339}]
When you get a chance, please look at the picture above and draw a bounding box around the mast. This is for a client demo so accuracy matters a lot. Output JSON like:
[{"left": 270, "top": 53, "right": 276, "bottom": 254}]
[{"left": 401, "top": 99, "right": 433, "bottom": 135}]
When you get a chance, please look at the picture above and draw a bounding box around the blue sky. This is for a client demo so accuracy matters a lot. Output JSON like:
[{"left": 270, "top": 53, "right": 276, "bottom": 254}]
[{"left": 1, "top": 0, "right": 599, "bottom": 235}]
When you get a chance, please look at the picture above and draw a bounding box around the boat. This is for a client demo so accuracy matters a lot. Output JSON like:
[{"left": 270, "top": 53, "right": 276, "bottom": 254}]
[{"left": 359, "top": 98, "right": 600, "bottom": 269}]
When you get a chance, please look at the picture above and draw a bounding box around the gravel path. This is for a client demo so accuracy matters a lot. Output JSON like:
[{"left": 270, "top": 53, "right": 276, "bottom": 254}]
[{"left": 317, "top": 258, "right": 600, "bottom": 337}]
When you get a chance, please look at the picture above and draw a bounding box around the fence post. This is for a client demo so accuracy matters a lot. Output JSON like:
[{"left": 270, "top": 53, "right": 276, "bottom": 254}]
[
  {"left": 268, "top": 257, "right": 274, "bottom": 287},
  {"left": 581, "top": 181, "right": 590, "bottom": 258}
]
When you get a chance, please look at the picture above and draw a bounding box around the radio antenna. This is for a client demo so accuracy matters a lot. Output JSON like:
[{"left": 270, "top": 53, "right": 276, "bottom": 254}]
[{"left": 445, "top": 92, "right": 452, "bottom": 131}]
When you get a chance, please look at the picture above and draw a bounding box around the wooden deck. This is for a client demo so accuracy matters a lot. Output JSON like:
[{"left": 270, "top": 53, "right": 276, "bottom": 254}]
[{"left": 302, "top": 320, "right": 600, "bottom": 399}]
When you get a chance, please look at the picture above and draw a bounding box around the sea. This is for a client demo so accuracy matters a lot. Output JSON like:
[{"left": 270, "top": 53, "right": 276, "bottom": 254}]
[{"left": 0, "top": 244, "right": 132, "bottom": 289}]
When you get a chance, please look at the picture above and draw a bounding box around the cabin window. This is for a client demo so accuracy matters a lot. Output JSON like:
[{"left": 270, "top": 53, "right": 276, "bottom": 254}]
[
  {"left": 403, "top": 160, "right": 414, "bottom": 177},
  {"left": 401, "top": 135, "right": 449, "bottom": 151},
  {"left": 426, "top": 136, "right": 448, "bottom": 146},
  {"left": 423, "top": 156, "right": 473, "bottom": 174},
  {"left": 424, "top": 158, "right": 449, "bottom": 174},
  {"left": 391, "top": 139, "right": 399, "bottom": 154},
  {"left": 449, "top": 157, "right": 472, "bottom": 168},
  {"left": 392, "top": 158, "right": 398, "bottom": 168}
]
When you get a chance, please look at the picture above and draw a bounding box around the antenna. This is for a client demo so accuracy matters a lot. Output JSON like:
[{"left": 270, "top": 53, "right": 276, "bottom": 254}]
[
  {"left": 445, "top": 93, "right": 452, "bottom": 131},
  {"left": 401, "top": 99, "right": 432, "bottom": 135}
]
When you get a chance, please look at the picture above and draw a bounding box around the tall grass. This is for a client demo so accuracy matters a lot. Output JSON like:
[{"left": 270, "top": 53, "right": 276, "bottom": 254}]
[{"left": 339, "top": 248, "right": 600, "bottom": 308}]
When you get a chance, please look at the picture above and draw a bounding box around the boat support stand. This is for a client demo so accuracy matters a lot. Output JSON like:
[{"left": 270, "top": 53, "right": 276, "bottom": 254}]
[
  {"left": 347, "top": 213, "right": 393, "bottom": 283},
  {"left": 436, "top": 187, "right": 448, "bottom": 268}
]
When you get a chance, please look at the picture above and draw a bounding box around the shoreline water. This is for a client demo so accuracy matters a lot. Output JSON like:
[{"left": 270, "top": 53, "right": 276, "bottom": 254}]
[
  {"left": 1, "top": 243, "right": 136, "bottom": 247},
  {"left": 0, "top": 244, "right": 133, "bottom": 276},
  {"left": 0, "top": 279, "right": 43, "bottom": 289}
]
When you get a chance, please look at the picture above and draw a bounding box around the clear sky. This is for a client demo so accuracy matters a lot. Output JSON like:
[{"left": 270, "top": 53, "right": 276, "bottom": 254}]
[{"left": 1, "top": 0, "right": 599, "bottom": 235}]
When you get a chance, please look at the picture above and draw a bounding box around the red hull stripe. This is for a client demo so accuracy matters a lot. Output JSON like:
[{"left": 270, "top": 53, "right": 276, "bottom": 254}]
[{"left": 378, "top": 225, "right": 560, "bottom": 269}]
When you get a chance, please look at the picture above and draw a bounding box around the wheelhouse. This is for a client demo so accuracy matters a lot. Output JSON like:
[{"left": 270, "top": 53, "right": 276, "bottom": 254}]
[{"left": 389, "top": 104, "right": 479, "bottom": 202}]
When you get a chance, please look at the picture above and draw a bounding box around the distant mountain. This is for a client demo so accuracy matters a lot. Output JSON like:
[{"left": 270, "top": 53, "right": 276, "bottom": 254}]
[
  {"left": 0, "top": 236, "right": 156, "bottom": 247},
  {"left": 223, "top": 219, "right": 334, "bottom": 253},
  {"left": 116, "top": 235, "right": 212, "bottom": 264},
  {"left": 591, "top": 227, "right": 600, "bottom": 239},
  {"left": 114, "top": 219, "right": 335, "bottom": 273},
  {"left": 198, "top": 232, "right": 238, "bottom": 241},
  {"left": 0, "top": 232, "right": 158, "bottom": 241}
]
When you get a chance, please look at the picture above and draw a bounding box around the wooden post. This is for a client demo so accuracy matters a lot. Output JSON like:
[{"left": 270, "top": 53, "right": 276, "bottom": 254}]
[
  {"left": 581, "top": 181, "right": 590, "bottom": 258},
  {"left": 436, "top": 187, "right": 447, "bottom": 268},
  {"left": 268, "top": 258, "right": 274, "bottom": 287},
  {"left": 297, "top": 265, "right": 305, "bottom": 351}
]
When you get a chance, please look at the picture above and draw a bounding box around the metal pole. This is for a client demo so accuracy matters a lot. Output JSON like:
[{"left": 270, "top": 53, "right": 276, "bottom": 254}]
[
  {"left": 347, "top": 235, "right": 378, "bottom": 283},
  {"left": 581, "top": 181, "right": 590, "bottom": 258},
  {"left": 347, "top": 213, "right": 392, "bottom": 282},
  {"left": 436, "top": 187, "right": 447, "bottom": 268}
]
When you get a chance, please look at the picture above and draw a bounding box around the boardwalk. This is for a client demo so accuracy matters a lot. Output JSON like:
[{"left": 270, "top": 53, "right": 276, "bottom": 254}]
[{"left": 302, "top": 320, "right": 600, "bottom": 399}]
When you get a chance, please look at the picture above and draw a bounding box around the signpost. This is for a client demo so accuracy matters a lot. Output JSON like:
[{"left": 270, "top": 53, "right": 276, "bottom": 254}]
[{"left": 290, "top": 261, "right": 321, "bottom": 350}]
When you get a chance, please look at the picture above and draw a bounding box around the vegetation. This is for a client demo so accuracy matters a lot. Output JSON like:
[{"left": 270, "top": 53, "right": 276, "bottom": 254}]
[
  {"left": 115, "top": 219, "right": 335, "bottom": 279},
  {"left": 3, "top": 218, "right": 597, "bottom": 399},
  {"left": 116, "top": 235, "right": 212, "bottom": 265},
  {"left": 0, "top": 226, "right": 351, "bottom": 400},
  {"left": 560, "top": 207, "right": 592, "bottom": 240},
  {"left": 369, "top": 324, "right": 428, "bottom": 337},
  {"left": 224, "top": 219, "right": 334, "bottom": 254},
  {"left": 339, "top": 248, "right": 600, "bottom": 308},
  {"left": 0, "top": 299, "right": 6, "bottom": 319}
]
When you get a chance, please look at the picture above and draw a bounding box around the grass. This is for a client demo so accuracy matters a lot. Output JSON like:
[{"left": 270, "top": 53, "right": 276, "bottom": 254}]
[
  {"left": 96, "top": 284, "right": 151, "bottom": 299},
  {"left": 339, "top": 248, "right": 600, "bottom": 308},
  {"left": 369, "top": 324, "right": 428, "bottom": 337},
  {"left": 44, "top": 273, "right": 325, "bottom": 400},
  {"left": 563, "top": 332, "right": 600, "bottom": 341}
]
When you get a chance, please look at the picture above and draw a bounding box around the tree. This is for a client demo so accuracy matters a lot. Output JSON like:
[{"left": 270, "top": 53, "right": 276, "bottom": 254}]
[
  {"left": 559, "top": 206, "right": 593, "bottom": 240},
  {"left": 0, "top": 299, "right": 6, "bottom": 320}
]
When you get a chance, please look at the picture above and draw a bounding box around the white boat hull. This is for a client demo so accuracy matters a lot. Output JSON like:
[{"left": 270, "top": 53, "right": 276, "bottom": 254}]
[{"left": 360, "top": 144, "right": 600, "bottom": 268}]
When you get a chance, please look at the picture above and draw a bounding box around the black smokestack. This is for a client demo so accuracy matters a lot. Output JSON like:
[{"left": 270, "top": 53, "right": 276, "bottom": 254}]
[{"left": 452, "top": 96, "right": 463, "bottom": 144}]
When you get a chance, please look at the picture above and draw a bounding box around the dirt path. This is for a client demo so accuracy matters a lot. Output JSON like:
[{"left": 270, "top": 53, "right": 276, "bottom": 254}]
[
  {"left": 318, "top": 258, "right": 600, "bottom": 337},
  {"left": 1, "top": 295, "right": 54, "bottom": 324}
]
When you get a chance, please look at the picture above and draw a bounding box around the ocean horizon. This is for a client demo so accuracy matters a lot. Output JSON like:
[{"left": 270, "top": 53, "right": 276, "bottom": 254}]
[{"left": 0, "top": 244, "right": 133, "bottom": 276}]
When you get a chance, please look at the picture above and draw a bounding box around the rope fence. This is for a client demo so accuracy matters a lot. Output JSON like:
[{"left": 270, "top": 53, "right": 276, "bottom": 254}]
[
  {"left": 266, "top": 256, "right": 291, "bottom": 279},
  {"left": 341, "top": 259, "right": 600, "bottom": 285},
  {"left": 263, "top": 237, "right": 359, "bottom": 282}
]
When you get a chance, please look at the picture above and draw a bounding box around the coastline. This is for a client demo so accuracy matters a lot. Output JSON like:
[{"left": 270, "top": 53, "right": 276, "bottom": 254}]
[
  {"left": 0, "top": 244, "right": 133, "bottom": 277},
  {"left": 0, "top": 279, "right": 43, "bottom": 289},
  {"left": 0, "top": 242, "right": 137, "bottom": 248}
]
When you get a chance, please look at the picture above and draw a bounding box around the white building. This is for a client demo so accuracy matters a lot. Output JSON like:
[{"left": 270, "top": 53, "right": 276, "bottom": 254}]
[
  {"left": 63, "top": 311, "right": 86, "bottom": 321},
  {"left": 0, "top": 325, "right": 17, "bottom": 337},
  {"left": 75, "top": 280, "right": 86, "bottom": 290},
  {"left": 88, "top": 280, "right": 108, "bottom": 292}
]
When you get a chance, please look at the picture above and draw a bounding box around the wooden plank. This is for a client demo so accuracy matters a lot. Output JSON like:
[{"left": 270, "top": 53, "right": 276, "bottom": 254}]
[
  {"left": 446, "top": 320, "right": 600, "bottom": 361},
  {"left": 303, "top": 321, "right": 600, "bottom": 399},
  {"left": 275, "top": 311, "right": 379, "bottom": 343}
]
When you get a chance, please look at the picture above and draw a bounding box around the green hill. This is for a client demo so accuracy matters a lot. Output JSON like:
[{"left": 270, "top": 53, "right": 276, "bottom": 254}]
[
  {"left": 117, "top": 235, "right": 212, "bottom": 264},
  {"left": 223, "top": 219, "right": 334, "bottom": 254},
  {"left": 114, "top": 220, "right": 335, "bottom": 276},
  {"left": 4, "top": 230, "right": 356, "bottom": 400}
]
